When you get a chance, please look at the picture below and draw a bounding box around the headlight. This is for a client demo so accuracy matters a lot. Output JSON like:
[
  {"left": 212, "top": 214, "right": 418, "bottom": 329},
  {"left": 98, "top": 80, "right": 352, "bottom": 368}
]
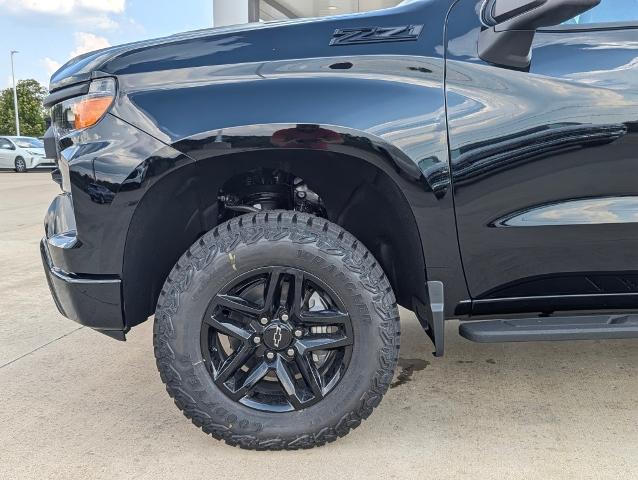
[{"left": 51, "top": 78, "right": 116, "bottom": 138}]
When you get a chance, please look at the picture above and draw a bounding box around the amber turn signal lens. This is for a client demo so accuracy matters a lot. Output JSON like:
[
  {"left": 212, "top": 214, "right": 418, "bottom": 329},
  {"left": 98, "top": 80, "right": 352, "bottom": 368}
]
[{"left": 73, "top": 96, "right": 114, "bottom": 130}]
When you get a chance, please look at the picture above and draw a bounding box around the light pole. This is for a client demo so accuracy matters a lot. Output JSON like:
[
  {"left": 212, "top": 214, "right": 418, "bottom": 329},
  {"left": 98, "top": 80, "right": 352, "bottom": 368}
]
[{"left": 10, "top": 50, "right": 20, "bottom": 136}]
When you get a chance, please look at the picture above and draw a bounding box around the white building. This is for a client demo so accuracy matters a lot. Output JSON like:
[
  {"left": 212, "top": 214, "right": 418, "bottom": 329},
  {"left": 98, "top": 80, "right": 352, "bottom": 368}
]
[{"left": 213, "top": 0, "right": 403, "bottom": 27}]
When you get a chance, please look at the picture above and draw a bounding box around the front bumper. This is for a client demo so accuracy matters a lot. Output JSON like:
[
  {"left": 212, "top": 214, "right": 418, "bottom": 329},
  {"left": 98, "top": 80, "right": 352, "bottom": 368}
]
[
  {"left": 29, "top": 156, "right": 56, "bottom": 169},
  {"left": 40, "top": 111, "right": 188, "bottom": 336},
  {"left": 41, "top": 193, "right": 126, "bottom": 340}
]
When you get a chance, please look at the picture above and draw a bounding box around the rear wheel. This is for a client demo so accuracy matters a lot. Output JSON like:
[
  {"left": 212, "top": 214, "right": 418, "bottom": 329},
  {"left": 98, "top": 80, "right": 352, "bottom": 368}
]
[
  {"left": 14, "top": 157, "right": 26, "bottom": 173},
  {"left": 154, "top": 211, "right": 400, "bottom": 450}
]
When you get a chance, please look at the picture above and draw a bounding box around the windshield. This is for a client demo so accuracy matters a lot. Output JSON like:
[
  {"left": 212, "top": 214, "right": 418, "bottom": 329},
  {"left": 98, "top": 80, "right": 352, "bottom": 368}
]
[{"left": 13, "top": 137, "right": 43, "bottom": 149}]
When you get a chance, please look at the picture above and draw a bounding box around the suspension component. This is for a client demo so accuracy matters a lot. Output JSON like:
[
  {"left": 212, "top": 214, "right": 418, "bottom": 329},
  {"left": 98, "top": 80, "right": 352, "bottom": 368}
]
[{"left": 218, "top": 169, "right": 326, "bottom": 222}]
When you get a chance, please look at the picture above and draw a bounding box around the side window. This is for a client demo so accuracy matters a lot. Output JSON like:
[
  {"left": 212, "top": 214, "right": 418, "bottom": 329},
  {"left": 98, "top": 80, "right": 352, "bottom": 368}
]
[
  {"left": 0, "top": 138, "right": 13, "bottom": 149},
  {"left": 564, "top": 0, "right": 638, "bottom": 25}
]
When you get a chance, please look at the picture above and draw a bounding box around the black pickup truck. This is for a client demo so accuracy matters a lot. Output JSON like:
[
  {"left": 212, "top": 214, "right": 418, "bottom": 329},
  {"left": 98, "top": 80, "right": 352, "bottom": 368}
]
[{"left": 41, "top": 0, "right": 638, "bottom": 449}]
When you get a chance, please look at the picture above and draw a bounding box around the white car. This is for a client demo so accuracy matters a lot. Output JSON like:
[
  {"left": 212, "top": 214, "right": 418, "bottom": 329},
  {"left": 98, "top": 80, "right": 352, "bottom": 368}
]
[{"left": 0, "top": 136, "right": 56, "bottom": 172}]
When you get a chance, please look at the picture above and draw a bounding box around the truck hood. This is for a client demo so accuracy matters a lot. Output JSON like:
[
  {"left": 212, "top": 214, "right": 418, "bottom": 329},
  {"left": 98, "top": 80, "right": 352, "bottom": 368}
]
[
  {"left": 49, "top": 22, "right": 287, "bottom": 92},
  {"left": 48, "top": 1, "right": 420, "bottom": 92}
]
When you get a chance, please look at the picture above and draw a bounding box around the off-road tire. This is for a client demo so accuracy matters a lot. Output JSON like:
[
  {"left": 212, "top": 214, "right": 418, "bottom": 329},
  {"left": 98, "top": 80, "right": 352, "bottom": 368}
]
[{"left": 153, "top": 210, "right": 400, "bottom": 450}]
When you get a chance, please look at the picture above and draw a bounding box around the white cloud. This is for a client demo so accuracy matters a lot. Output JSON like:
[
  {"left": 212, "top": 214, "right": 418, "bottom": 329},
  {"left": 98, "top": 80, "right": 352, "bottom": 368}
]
[
  {"left": 92, "top": 16, "right": 119, "bottom": 30},
  {"left": 36, "top": 32, "right": 110, "bottom": 86},
  {"left": 78, "top": 0, "right": 125, "bottom": 13},
  {"left": 69, "top": 32, "right": 111, "bottom": 57},
  {"left": 42, "top": 57, "right": 62, "bottom": 77},
  {"left": 0, "top": 0, "right": 125, "bottom": 15},
  {"left": 0, "top": 0, "right": 123, "bottom": 31}
]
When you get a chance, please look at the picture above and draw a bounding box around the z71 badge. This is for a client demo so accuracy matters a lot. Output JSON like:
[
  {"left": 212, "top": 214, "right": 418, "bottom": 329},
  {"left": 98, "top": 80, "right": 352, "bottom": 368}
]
[{"left": 330, "top": 25, "right": 424, "bottom": 46}]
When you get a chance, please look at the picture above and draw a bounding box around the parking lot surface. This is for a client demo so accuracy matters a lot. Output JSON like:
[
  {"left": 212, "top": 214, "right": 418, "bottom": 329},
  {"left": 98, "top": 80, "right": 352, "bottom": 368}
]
[{"left": 1, "top": 172, "right": 636, "bottom": 480}]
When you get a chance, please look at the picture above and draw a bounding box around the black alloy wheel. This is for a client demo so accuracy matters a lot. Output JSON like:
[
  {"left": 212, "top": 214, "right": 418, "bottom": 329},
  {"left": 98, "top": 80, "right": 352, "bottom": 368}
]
[{"left": 201, "top": 267, "right": 353, "bottom": 412}]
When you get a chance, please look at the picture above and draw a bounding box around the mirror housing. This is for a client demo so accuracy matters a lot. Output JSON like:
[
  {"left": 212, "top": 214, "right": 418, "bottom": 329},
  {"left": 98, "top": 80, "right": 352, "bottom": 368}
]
[{"left": 478, "top": 0, "right": 601, "bottom": 69}]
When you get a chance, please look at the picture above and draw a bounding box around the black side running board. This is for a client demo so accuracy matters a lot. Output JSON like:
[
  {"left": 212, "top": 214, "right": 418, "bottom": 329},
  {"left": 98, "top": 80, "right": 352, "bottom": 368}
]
[{"left": 459, "top": 315, "right": 638, "bottom": 343}]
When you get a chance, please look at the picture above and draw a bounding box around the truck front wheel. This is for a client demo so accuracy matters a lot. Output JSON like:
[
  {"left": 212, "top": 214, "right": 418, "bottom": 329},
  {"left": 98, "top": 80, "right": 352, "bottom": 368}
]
[{"left": 153, "top": 211, "right": 400, "bottom": 450}]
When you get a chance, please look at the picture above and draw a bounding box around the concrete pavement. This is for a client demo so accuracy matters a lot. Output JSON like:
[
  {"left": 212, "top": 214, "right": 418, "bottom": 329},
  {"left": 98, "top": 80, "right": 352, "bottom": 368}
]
[{"left": 1, "top": 171, "right": 636, "bottom": 480}]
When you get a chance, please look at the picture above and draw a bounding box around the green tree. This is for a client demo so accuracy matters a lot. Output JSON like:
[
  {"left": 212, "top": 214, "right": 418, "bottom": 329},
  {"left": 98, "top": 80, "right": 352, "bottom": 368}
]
[{"left": 0, "top": 79, "right": 48, "bottom": 137}]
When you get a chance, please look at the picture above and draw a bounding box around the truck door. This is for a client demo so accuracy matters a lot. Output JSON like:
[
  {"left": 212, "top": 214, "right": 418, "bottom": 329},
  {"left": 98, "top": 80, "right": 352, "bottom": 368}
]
[{"left": 446, "top": 0, "right": 638, "bottom": 314}]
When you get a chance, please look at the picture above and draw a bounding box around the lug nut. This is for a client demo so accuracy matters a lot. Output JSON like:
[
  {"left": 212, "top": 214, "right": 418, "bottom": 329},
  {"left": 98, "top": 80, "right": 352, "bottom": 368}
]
[
  {"left": 281, "top": 313, "right": 289, "bottom": 321},
  {"left": 266, "top": 351, "right": 275, "bottom": 360},
  {"left": 287, "top": 348, "right": 295, "bottom": 357},
  {"left": 294, "top": 329, "right": 303, "bottom": 338},
  {"left": 253, "top": 336, "right": 261, "bottom": 344},
  {"left": 260, "top": 317, "right": 269, "bottom": 325}
]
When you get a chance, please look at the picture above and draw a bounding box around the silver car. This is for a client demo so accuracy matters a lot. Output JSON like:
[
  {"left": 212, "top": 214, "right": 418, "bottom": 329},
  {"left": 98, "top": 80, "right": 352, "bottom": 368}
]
[{"left": 0, "top": 136, "right": 55, "bottom": 172}]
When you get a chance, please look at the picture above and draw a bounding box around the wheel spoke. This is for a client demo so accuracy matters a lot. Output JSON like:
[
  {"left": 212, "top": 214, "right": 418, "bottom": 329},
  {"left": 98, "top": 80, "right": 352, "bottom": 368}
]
[
  {"left": 296, "top": 334, "right": 353, "bottom": 354},
  {"left": 216, "top": 294, "right": 262, "bottom": 317},
  {"left": 274, "top": 357, "right": 304, "bottom": 409},
  {"left": 297, "top": 310, "right": 349, "bottom": 326},
  {"left": 205, "top": 314, "right": 252, "bottom": 340},
  {"left": 295, "top": 353, "right": 324, "bottom": 398},
  {"left": 230, "top": 360, "right": 270, "bottom": 400},
  {"left": 214, "top": 343, "right": 254, "bottom": 384},
  {"left": 263, "top": 269, "right": 284, "bottom": 313},
  {"left": 290, "top": 271, "right": 305, "bottom": 316}
]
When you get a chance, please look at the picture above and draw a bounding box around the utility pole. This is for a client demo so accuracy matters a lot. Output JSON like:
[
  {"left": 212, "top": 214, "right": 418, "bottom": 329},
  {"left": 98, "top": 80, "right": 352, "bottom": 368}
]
[{"left": 10, "top": 50, "right": 20, "bottom": 136}]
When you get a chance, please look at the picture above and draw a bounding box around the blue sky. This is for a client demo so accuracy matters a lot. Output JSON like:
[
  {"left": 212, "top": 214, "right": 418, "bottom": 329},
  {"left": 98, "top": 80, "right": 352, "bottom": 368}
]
[{"left": 0, "top": 0, "right": 214, "bottom": 90}]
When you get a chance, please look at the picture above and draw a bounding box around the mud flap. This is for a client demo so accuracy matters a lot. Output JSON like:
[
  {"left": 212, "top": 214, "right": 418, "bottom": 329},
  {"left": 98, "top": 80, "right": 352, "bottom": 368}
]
[
  {"left": 427, "top": 281, "right": 445, "bottom": 357},
  {"left": 415, "top": 281, "right": 445, "bottom": 357}
]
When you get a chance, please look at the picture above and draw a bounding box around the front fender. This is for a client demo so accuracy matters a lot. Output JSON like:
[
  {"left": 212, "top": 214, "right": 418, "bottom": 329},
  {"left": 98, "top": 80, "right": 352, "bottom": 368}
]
[
  {"left": 112, "top": 55, "right": 449, "bottom": 172},
  {"left": 109, "top": 55, "right": 468, "bottom": 317}
]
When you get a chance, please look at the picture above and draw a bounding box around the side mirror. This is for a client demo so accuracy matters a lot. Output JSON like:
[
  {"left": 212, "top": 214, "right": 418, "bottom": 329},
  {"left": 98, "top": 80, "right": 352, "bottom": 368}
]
[{"left": 478, "top": 0, "right": 601, "bottom": 69}]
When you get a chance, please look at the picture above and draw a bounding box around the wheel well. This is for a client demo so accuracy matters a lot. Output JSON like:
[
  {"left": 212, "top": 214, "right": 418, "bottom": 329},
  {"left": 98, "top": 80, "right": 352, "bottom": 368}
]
[{"left": 122, "top": 149, "right": 427, "bottom": 328}]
